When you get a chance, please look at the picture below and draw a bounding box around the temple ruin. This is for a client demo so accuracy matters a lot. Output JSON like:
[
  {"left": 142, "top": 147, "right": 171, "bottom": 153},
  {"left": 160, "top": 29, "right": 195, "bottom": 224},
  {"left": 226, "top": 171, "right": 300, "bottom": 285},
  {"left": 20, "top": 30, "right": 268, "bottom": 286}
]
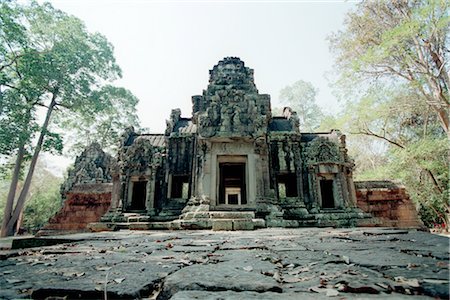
[
  {"left": 92, "top": 57, "right": 376, "bottom": 230},
  {"left": 46, "top": 57, "right": 423, "bottom": 233}
]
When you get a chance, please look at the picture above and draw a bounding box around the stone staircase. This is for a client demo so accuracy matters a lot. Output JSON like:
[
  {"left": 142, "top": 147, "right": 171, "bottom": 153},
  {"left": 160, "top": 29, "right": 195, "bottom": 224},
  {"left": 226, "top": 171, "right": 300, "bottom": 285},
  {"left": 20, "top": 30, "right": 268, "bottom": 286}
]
[
  {"left": 177, "top": 211, "right": 265, "bottom": 230},
  {"left": 89, "top": 210, "right": 266, "bottom": 231},
  {"left": 153, "top": 198, "right": 189, "bottom": 222}
]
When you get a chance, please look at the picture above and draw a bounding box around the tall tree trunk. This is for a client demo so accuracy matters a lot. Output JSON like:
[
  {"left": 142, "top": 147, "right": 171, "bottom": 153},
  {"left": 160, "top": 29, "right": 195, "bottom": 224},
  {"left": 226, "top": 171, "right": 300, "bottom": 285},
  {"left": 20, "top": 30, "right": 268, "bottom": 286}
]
[
  {"left": 0, "top": 144, "right": 25, "bottom": 237},
  {"left": 3, "top": 97, "right": 57, "bottom": 236}
]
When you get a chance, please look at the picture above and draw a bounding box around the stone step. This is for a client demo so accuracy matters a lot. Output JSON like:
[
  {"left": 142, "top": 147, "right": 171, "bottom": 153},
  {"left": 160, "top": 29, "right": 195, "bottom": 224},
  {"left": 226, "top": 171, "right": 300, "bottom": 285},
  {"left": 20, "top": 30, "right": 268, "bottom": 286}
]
[
  {"left": 211, "top": 218, "right": 266, "bottom": 231},
  {"left": 208, "top": 211, "right": 255, "bottom": 220}
]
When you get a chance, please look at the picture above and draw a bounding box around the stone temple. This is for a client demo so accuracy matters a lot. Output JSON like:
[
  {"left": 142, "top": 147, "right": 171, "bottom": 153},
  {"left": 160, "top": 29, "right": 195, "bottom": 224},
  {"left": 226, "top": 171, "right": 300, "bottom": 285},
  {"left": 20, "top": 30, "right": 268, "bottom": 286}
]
[
  {"left": 41, "top": 57, "right": 424, "bottom": 234},
  {"left": 101, "top": 56, "right": 370, "bottom": 230}
]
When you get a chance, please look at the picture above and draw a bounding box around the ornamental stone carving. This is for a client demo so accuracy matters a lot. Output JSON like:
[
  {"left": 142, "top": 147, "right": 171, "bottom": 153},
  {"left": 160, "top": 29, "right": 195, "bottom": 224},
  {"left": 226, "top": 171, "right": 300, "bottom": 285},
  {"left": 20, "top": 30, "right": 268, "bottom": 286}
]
[
  {"left": 61, "top": 143, "right": 114, "bottom": 198},
  {"left": 305, "top": 137, "right": 343, "bottom": 165},
  {"left": 195, "top": 57, "right": 271, "bottom": 138}
]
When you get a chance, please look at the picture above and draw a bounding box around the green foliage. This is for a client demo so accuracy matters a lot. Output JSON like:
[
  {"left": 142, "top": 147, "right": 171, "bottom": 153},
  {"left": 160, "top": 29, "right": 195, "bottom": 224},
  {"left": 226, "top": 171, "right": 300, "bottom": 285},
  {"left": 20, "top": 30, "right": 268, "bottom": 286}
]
[
  {"left": 22, "top": 168, "right": 62, "bottom": 233},
  {"left": 0, "top": 0, "right": 140, "bottom": 160},
  {"left": 1, "top": 0, "right": 140, "bottom": 236},
  {"left": 324, "top": 84, "right": 448, "bottom": 228},
  {"left": 55, "top": 85, "right": 140, "bottom": 154},
  {"left": 0, "top": 160, "right": 63, "bottom": 233},
  {"left": 329, "top": 0, "right": 450, "bottom": 133},
  {"left": 328, "top": 1, "right": 449, "bottom": 228},
  {"left": 279, "top": 80, "right": 324, "bottom": 132}
]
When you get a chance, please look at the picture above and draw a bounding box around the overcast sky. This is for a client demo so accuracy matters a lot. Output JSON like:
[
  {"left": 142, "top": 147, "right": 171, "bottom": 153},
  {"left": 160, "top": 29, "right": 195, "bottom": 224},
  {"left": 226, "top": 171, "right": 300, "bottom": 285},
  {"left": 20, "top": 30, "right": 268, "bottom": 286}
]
[{"left": 47, "top": 0, "right": 356, "bottom": 133}]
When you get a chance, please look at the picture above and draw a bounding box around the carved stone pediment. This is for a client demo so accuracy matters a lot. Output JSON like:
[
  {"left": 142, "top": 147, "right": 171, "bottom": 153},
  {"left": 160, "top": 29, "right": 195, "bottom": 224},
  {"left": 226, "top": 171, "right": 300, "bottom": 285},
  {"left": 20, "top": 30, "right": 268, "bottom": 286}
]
[
  {"left": 195, "top": 57, "right": 271, "bottom": 138},
  {"left": 305, "top": 137, "right": 343, "bottom": 165},
  {"left": 120, "top": 137, "right": 165, "bottom": 174},
  {"left": 61, "top": 143, "right": 114, "bottom": 197}
]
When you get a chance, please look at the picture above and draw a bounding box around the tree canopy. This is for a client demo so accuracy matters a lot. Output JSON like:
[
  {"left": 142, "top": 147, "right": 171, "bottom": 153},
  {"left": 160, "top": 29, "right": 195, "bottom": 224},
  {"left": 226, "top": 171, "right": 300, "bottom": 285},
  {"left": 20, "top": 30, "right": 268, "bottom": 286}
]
[
  {"left": 279, "top": 80, "right": 324, "bottom": 132},
  {"left": 0, "top": 0, "right": 140, "bottom": 236},
  {"left": 329, "top": 0, "right": 449, "bottom": 134},
  {"left": 328, "top": 0, "right": 449, "bottom": 229}
]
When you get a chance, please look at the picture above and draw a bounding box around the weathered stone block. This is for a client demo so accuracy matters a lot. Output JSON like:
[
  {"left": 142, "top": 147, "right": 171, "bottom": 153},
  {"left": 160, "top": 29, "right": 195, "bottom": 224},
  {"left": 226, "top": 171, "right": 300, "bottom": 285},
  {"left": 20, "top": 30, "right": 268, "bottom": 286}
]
[
  {"left": 182, "top": 212, "right": 210, "bottom": 220},
  {"left": 87, "top": 222, "right": 117, "bottom": 232},
  {"left": 233, "top": 219, "right": 254, "bottom": 230},
  {"left": 209, "top": 211, "right": 255, "bottom": 219},
  {"left": 212, "top": 219, "right": 233, "bottom": 231},
  {"left": 252, "top": 218, "right": 266, "bottom": 228},
  {"left": 180, "top": 220, "right": 212, "bottom": 229}
]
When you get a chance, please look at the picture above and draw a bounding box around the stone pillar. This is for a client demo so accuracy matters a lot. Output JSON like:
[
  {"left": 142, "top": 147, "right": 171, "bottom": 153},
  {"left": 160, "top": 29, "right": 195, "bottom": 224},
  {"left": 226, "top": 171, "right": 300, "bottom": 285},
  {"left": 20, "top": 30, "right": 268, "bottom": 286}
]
[
  {"left": 146, "top": 172, "right": 156, "bottom": 215},
  {"left": 110, "top": 174, "right": 121, "bottom": 210},
  {"left": 346, "top": 170, "right": 357, "bottom": 207}
]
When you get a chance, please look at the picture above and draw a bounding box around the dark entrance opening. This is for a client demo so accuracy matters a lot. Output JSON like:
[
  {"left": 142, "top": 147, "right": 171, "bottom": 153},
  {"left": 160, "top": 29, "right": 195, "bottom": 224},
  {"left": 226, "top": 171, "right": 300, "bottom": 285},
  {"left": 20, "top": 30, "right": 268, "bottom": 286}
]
[
  {"left": 320, "top": 180, "right": 335, "bottom": 209},
  {"left": 171, "top": 175, "right": 190, "bottom": 199},
  {"left": 130, "top": 181, "right": 147, "bottom": 210},
  {"left": 277, "top": 174, "right": 298, "bottom": 198},
  {"left": 219, "top": 163, "right": 246, "bottom": 205}
]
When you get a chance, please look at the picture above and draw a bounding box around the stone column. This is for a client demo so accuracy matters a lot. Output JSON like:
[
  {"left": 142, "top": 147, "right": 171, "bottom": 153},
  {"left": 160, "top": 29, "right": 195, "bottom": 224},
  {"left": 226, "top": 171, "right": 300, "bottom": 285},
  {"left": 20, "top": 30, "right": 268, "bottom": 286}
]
[
  {"left": 146, "top": 172, "right": 156, "bottom": 215},
  {"left": 110, "top": 174, "right": 121, "bottom": 210}
]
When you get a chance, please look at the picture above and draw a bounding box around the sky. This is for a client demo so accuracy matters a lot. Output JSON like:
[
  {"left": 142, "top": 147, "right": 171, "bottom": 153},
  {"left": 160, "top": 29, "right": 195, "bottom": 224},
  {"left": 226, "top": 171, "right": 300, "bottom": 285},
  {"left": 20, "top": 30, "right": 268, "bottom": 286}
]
[
  {"left": 46, "top": 0, "right": 356, "bottom": 133},
  {"left": 40, "top": 0, "right": 357, "bottom": 175}
]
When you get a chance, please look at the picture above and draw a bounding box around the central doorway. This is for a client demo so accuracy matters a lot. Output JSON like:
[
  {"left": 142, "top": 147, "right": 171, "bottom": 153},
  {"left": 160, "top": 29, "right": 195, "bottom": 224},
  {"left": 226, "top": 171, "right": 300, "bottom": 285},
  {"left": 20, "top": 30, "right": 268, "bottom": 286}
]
[
  {"left": 130, "top": 181, "right": 147, "bottom": 210},
  {"left": 320, "top": 180, "right": 335, "bottom": 209},
  {"left": 219, "top": 163, "right": 247, "bottom": 205}
]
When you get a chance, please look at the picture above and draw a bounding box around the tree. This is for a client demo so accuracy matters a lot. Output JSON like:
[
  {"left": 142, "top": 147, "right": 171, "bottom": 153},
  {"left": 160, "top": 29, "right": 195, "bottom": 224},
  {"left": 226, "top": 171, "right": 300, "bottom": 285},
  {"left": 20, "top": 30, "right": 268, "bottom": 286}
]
[
  {"left": 322, "top": 83, "right": 448, "bottom": 229},
  {"left": 0, "top": 1, "right": 140, "bottom": 236},
  {"left": 0, "top": 159, "right": 63, "bottom": 234},
  {"left": 55, "top": 85, "right": 140, "bottom": 155},
  {"left": 279, "top": 80, "right": 324, "bottom": 132},
  {"left": 329, "top": 0, "right": 450, "bottom": 135},
  {"left": 328, "top": 0, "right": 449, "bottom": 229}
]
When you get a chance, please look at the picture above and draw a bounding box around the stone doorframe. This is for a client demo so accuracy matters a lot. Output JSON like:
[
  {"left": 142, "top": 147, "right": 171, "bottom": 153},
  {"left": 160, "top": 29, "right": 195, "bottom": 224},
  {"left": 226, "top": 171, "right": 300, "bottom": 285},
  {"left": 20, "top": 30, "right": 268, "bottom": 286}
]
[
  {"left": 209, "top": 154, "right": 257, "bottom": 209},
  {"left": 125, "top": 175, "right": 156, "bottom": 213},
  {"left": 309, "top": 164, "right": 346, "bottom": 210}
]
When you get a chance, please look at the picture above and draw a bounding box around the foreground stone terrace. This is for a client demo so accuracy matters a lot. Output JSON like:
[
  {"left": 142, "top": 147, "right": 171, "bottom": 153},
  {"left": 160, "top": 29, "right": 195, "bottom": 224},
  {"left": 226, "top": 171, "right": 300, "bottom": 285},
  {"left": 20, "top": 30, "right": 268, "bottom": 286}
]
[{"left": 0, "top": 228, "right": 448, "bottom": 299}]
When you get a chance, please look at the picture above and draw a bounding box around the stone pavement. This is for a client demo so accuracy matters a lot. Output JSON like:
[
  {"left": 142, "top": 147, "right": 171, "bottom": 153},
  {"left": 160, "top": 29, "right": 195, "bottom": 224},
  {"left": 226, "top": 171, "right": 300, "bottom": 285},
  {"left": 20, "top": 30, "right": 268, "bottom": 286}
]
[{"left": 0, "top": 228, "right": 448, "bottom": 299}]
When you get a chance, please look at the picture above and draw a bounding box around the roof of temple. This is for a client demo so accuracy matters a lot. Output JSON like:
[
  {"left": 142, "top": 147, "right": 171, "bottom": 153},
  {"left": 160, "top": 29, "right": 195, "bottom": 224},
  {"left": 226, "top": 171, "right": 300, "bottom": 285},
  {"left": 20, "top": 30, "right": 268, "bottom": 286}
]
[
  {"left": 173, "top": 118, "right": 197, "bottom": 134},
  {"left": 300, "top": 132, "right": 334, "bottom": 142},
  {"left": 268, "top": 117, "right": 294, "bottom": 132},
  {"left": 138, "top": 134, "right": 166, "bottom": 147}
]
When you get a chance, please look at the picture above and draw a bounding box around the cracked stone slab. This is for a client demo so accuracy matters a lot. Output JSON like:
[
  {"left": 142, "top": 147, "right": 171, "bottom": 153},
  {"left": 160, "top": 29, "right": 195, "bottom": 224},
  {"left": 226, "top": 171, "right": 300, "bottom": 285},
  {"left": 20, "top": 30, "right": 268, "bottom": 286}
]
[
  {"left": 159, "top": 262, "right": 282, "bottom": 299},
  {"left": 0, "top": 228, "right": 448, "bottom": 299}
]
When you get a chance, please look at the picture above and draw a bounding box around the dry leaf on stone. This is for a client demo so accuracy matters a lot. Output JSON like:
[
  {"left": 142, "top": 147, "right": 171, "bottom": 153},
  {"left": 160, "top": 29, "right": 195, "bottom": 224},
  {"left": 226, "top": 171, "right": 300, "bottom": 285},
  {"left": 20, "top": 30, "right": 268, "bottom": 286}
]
[
  {"left": 326, "top": 289, "right": 339, "bottom": 297},
  {"left": 178, "top": 259, "right": 191, "bottom": 266},
  {"left": 309, "top": 286, "right": 325, "bottom": 293},
  {"left": 289, "top": 266, "right": 310, "bottom": 275},
  {"left": 114, "top": 278, "right": 125, "bottom": 283},
  {"left": 273, "top": 271, "right": 282, "bottom": 282},
  {"left": 283, "top": 277, "right": 302, "bottom": 283},
  {"left": 342, "top": 255, "right": 350, "bottom": 264},
  {"left": 423, "top": 279, "right": 449, "bottom": 284},
  {"left": 375, "top": 282, "right": 390, "bottom": 290},
  {"left": 6, "top": 278, "right": 25, "bottom": 284},
  {"left": 394, "top": 276, "right": 420, "bottom": 287}
]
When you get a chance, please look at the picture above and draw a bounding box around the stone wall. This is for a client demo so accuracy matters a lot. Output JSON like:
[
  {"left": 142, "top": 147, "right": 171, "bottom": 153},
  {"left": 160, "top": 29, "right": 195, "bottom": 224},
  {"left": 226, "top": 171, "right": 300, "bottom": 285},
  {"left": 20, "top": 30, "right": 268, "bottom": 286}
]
[
  {"left": 355, "top": 181, "right": 424, "bottom": 228},
  {"left": 37, "top": 184, "right": 112, "bottom": 236}
]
